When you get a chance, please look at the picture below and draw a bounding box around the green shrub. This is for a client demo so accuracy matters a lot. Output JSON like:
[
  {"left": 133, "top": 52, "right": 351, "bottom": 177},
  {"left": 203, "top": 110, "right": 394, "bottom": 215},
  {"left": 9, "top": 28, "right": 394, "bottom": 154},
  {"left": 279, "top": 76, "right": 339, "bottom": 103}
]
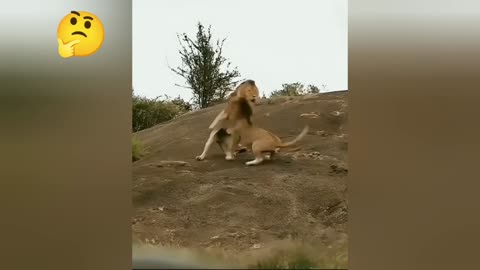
[
  {"left": 270, "top": 82, "right": 306, "bottom": 98},
  {"left": 250, "top": 244, "right": 347, "bottom": 269},
  {"left": 253, "top": 252, "right": 315, "bottom": 269},
  {"left": 132, "top": 91, "right": 191, "bottom": 132},
  {"left": 269, "top": 83, "right": 325, "bottom": 98},
  {"left": 132, "top": 136, "right": 146, "bottom": 162}
]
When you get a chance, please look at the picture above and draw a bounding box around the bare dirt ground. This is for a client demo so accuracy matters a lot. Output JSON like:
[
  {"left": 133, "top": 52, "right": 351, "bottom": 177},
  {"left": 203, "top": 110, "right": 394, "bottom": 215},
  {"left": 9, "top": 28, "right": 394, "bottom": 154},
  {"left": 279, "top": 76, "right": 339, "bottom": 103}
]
[{"left": 132, "top": 91, "right": 348, "bottom": 268}]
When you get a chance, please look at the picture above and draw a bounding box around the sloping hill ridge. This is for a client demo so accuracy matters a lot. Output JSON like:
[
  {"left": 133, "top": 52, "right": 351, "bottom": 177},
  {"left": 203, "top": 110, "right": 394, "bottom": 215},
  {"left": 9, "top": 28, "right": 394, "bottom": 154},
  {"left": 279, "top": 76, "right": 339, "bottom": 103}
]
[{"left": 132, "top": 91, "right": 348, "bottom": 266}]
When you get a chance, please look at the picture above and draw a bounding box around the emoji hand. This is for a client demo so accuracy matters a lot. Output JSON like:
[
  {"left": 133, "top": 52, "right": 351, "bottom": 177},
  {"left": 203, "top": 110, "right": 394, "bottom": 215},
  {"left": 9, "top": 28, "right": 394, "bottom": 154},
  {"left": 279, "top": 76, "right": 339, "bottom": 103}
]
[{"left": 57, "top": 38, "right": 80, "bottom": 58}]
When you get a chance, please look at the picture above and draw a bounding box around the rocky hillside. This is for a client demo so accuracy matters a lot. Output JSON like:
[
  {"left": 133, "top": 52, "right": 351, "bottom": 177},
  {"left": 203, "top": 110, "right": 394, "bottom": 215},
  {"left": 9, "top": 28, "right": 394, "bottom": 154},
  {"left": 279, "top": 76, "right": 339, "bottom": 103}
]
[{"left": 132, "top": 91, "right": 348, "bottom": 268}]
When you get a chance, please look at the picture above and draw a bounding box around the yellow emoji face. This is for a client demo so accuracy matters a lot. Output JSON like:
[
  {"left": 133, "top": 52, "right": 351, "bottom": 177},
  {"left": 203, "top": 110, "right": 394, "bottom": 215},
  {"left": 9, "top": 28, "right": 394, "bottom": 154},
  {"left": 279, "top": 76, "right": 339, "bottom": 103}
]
[{"left": 57, "top": 11, "right": 104, "bottom": 58}]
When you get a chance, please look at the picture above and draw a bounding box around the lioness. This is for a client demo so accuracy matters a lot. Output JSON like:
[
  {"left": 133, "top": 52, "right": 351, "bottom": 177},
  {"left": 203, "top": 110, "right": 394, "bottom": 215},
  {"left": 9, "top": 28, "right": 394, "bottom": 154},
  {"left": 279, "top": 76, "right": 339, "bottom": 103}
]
[{"left": 225, "top": 97, "right": 309, "bottom": 166}]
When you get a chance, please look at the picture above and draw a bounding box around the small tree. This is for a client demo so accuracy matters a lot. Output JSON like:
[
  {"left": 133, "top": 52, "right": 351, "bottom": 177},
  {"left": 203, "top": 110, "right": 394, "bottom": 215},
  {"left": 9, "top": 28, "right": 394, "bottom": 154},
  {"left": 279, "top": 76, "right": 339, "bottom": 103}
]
[{"left": 170, "top": 22, "right": 241, "bottom": 109}]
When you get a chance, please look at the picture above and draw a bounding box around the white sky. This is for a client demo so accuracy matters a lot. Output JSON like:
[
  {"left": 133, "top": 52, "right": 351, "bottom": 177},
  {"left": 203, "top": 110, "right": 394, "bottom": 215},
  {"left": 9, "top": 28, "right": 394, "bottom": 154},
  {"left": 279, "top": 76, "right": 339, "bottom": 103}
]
[{"left": 133, "top": 0, "right": 348, "bottom": 101}]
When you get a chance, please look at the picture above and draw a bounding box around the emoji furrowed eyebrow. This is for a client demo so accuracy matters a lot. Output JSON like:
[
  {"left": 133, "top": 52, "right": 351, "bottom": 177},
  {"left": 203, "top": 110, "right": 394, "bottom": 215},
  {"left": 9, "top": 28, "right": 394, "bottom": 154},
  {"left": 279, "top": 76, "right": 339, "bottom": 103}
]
[
  {"left": 71, "top": 11, "right": 80, "bottom": 16},
  {"left": 84, "top": 16, "right": 94, "bottom": 20}
]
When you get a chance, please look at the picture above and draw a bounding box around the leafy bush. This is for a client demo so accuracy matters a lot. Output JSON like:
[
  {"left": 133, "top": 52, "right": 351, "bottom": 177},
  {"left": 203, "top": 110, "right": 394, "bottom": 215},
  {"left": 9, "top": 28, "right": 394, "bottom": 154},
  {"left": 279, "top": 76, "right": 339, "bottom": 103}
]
[
  {"left": 132, "top": 136, "right": 146, "bottom": 162},
  {"left": 270, "top": 82, "right": 306, "bottom": 97},
  {"left": 254, "top": 252, "right": 315, "bottom": 269},
  {"left": 251, "top": 247, "right": 347, "bottom": 269},
  {"left": 270, "top": 83, "right": 326, "bottom": 97},
  {"left": 132, "top": 91, "right": 191, "bottom": 132}
]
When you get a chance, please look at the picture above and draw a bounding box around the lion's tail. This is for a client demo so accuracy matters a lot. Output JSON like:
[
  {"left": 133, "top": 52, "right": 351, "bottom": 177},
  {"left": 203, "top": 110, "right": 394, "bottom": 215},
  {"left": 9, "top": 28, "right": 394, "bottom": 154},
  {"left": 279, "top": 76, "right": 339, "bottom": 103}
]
[{"left": 277, "top": 126, "right": 309, "bottom": 148}]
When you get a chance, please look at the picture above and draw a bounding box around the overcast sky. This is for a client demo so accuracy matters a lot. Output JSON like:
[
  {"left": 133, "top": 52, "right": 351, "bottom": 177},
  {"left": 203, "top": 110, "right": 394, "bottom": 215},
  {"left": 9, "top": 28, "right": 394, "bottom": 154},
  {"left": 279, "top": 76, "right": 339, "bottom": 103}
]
[{"left": 133, "top": 0, "right": 347, "bottom": 100}]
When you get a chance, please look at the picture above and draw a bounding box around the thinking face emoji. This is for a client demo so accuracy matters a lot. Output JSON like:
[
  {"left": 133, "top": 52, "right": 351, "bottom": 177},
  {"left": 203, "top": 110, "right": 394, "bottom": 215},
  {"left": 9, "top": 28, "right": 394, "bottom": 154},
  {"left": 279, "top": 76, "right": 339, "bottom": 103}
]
[{"left": 57, "top": 11, "right": 104, "bottom": 58}]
